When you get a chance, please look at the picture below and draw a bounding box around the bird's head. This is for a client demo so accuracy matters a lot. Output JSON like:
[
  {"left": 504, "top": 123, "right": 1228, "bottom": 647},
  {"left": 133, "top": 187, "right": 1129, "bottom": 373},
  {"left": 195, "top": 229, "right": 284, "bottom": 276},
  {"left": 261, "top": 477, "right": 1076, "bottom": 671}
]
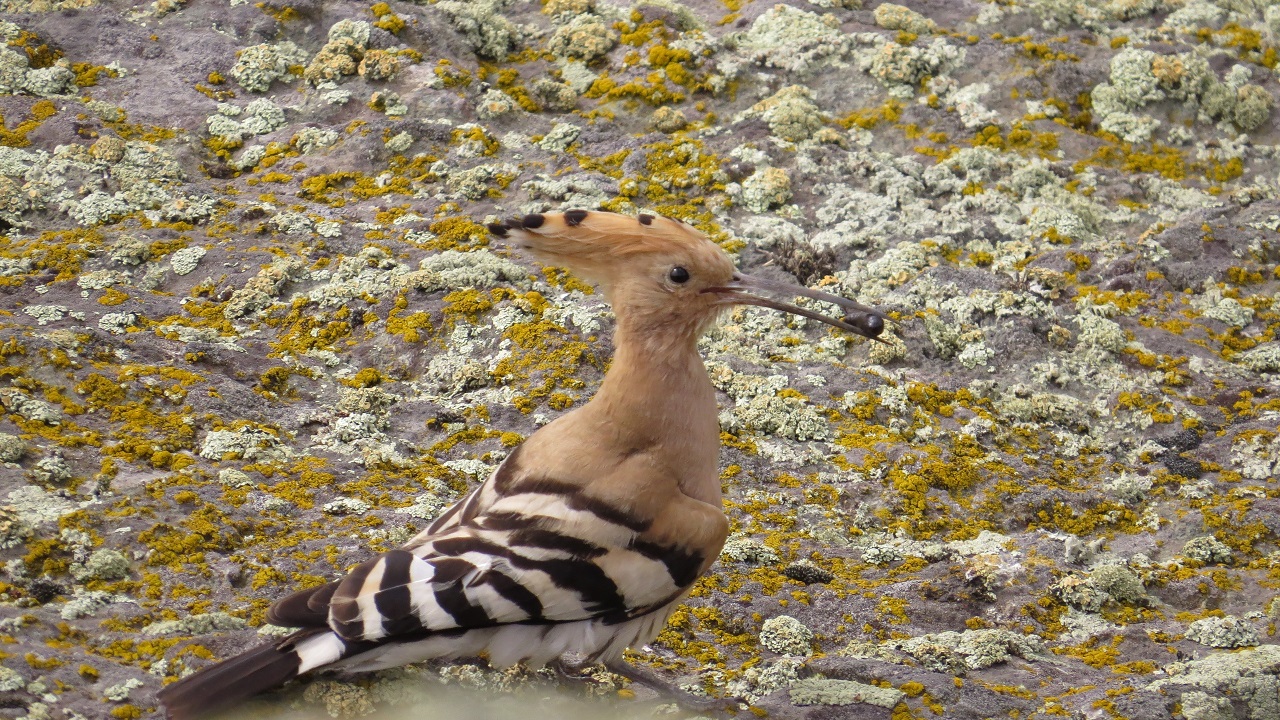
[{"left": 488, "top": 210, "right": 886, "bottom": 346}]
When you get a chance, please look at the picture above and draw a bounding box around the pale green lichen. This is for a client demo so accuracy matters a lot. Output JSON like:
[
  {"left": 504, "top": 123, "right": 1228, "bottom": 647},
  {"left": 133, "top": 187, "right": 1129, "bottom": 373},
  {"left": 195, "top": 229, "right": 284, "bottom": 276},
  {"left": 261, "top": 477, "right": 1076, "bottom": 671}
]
[
  {"left": 1183, "top": 535, "right": 1233, "bottom": 565},
  {"left": 535, "top": 123, "right": 580, "bottom": 153},
  {"left": 231, "top": 41, "right": 307, "bottom": 93},
  {"left": 845, "top": 628, "right": 1042, "bottom": 675},
  {"left": 476, "top": 89, "right": 520, "bottom": 120},
  {"left": 759, "top": 615, "right": 814, "bottom": 656},
  {"left": 384, "top": 131, "right": 413, "bottom": 153},
  {"left": 294, "top": 127, "right": 340, "bottom": 154},
  {"left": 720, "top": 535, "right": 781, "bottom": 565},
  {"left": 400, "top": 249, "right": 528, "bottom": 292},
  {"left": 1053, "top": 565, "right": 1147, "bottom": 611},
  {"left": 547, "top": 14, "right": 616, "bottom": 62},
  {"left": 1185, "top": 615, "right": 1259, "bottom": 649},
  {"left": 98, "top": 312, "right": 138, "bottom": 335},
  {"left": 102, "top": 678, "right": 143, "bottom": 702},
  {"left": 0, "top": 666, "right": 24, "bottom": 692},
  {"left": 0, "top": 432, "right": 27, "bottom": 463},
  {"left": 790, "top": 678, "right": 905, "bottom": 708},
  {"left": 873, "top": 3, "right": 936, "bottom": 35},
  {"left": 169, "top": 246, "right": 206, "bottom": 276},
  {"left": 0, "top": 505, "right": 31, "bottom": 549},
  {"left": 60, "top": 590, "right": 116, "bottom": 620},
  {"left": 739, "top": 166, "right": 792, "bottom": 213},
  {"left": 860, "top": 38, "right": 965, "bottom": 95},
  {"left": 142, "top": 612, "right": 247, "bottom": 637},
  {"left": 31, "top": 454, "right": 71, "bottom": 484},
  {"left": 1236, "top": 342, "right": 1280, "bottom": 373},
  {"left": 734, "top": 4, "right": 849, "bottom": 75},
  {"left": 322, "top": 496, "right": 372, "bottom": 515},
  {"left": 725, "top": 657, "right": 802, "bottom": 704},
  {"left": 1151, "top": 645, "right": 1280, "bottom": 719},
  {"left": 1179, "top": 691, "right": 1234, "bottom": 720},
  {"left": 198, "top": 427, "right": 291, "bottom": 462},
  {"left": 437, "top": 0, "right": 517, "bottom": 60},
  {"left": 72, "top": 548, "right": 129, "bottom": 582},
  {"left": 742, "top": 85, "right": 826, "bottom": 143}
]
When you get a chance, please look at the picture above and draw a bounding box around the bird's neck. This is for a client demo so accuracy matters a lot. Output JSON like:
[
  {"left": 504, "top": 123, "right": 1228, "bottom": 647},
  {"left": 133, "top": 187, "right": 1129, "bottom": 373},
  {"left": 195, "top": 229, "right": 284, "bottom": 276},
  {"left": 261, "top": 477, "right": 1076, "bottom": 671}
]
[{"left": 588, "top": 321, "right": 722, "bottom": 505}]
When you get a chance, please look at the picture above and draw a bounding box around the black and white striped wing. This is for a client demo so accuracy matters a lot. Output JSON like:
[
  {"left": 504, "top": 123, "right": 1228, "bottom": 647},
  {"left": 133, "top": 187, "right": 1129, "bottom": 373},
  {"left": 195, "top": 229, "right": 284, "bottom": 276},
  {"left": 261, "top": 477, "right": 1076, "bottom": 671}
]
[{"left": 324, "top": 511, "right": 703, "bottom": 643}]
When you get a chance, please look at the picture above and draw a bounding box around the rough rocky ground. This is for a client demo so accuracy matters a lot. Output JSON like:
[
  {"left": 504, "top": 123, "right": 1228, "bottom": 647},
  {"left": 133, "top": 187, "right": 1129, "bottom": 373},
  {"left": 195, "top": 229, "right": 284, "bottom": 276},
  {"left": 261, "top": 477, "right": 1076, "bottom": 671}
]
[{"left": 1, "top": 0, "right": 1279, "bottom": 718}]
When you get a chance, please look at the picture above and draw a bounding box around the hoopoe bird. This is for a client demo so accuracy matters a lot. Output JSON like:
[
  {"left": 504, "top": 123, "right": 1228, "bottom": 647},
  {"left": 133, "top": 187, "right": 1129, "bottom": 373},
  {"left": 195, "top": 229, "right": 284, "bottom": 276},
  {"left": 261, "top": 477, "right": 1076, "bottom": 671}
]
[{"left": 158, "top": 210, "right": 886, "bottom": 719}]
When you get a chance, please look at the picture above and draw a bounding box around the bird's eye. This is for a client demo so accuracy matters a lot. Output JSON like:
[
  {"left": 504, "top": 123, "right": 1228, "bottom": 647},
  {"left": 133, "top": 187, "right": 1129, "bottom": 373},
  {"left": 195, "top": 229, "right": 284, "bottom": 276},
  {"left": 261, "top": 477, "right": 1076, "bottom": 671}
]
[{"left": 669, "top": 266, "right": 690, "bottom": 284}]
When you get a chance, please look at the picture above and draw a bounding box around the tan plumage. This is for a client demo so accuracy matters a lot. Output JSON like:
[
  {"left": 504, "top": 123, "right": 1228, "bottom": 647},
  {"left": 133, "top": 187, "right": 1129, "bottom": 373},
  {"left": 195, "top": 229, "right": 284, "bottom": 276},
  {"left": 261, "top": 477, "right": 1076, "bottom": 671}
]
[{"left": 158, "top": 210, "right": 886, "bottom": 720}]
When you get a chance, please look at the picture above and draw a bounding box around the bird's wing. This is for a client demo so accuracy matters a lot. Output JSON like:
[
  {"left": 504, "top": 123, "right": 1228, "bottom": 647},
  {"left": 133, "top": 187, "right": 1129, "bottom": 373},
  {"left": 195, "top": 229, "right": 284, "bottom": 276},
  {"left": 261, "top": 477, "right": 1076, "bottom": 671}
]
[
  {"left": 269, "top": 445, "right": 716, "bottom": 643},
  {"left": 320, "top": 502, "right": 705, "bottom": 642}
]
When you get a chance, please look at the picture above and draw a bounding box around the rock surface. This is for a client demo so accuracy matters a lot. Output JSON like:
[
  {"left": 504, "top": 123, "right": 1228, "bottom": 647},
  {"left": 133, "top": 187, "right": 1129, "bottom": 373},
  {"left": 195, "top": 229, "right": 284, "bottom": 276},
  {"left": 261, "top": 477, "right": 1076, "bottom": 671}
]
[{"left": 1, "top": 0, "right": 1279, "bottom": 718}]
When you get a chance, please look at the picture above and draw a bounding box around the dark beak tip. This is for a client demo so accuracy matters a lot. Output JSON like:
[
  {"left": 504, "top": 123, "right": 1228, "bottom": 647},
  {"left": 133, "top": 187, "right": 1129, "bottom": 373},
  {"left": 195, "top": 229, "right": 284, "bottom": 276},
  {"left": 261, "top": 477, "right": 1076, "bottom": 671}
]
[{"left": 842, "top": 311, "right": 886, "bottom": 339}]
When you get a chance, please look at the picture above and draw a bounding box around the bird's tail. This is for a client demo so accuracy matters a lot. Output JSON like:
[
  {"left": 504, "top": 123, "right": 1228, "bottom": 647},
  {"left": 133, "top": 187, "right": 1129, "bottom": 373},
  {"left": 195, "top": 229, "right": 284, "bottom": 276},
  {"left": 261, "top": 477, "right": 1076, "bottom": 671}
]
[{"left": 157, "top": 629, "right": 349, "bottom": 720}]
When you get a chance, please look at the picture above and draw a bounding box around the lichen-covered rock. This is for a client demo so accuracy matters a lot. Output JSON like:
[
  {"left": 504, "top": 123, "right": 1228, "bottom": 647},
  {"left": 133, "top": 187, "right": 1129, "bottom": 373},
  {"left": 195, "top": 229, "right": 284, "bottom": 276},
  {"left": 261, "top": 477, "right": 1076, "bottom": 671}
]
[
  {"left": 790, "top": 678, "right": 905, "bottom": 708},
  {"left": 169, "top": 246, "right": 206, "bottom": 276},
  {"left": 73, "top": 549, "right": 129, "bottom": 582},
  {"left": 721, "top": 390, "right": 829, "bottom": 441},
  {"left": 535, "top": 123, "right": 580, "bottom": 152},
  {"left": 0, "top": 666, "right": 24, "bottom": 692},
  {"left": 1150, "top": 645, "right": 1280, "bottom": 718},
  {"left": 302, "top": 680, "right": 376, "bottom": 717},
  {"left": 547, "top": 14, "right": 615, "bottom": 61},
  {"left": 60, "top": 590, "right": 116, "bottom": 620},
  {"left": 31, "top": 453, "right": 72, "bottom": 484},
  {"left": 531, "top": 78, "right": 579, "bottom": 111},
  {"left": 239, "top": 98, "right": 287, "bottom": 136},
  {"left": 23, "top": 60, "right": 76, "bottom": 97},
  {"left": 7, "top": 2, "right": 1280, "bottom": 716},
  {"left": 1237, "top": 343, "right": 1280, "bottom": 373},
  {"left": 199, "top": 427, "right": 290, "bottom": 462},
  {"left": 0, "top": 433, "right": 26, "bottom": 463},
  {"left": 322, "top": 496, "right": 371, "bottom": 515},
  {"left": 861, "top": 38, "right": 964, "bottom": 93},
  {"left": 759, "top": 615, "right": 814, "bottom": 656},
  {"left": 1053, "top": 565, "right": 1146, "bottom": 611},
  {"left": 721, "top": 535, "right": 781, "bottom": 565},
  {"left": 744, "top": 85, "right": 825, "bottom": 142},
  {"left": 225, "top": 257, "right": 305, "bottom": 319},
  {"left": 358, "top": 49, "right": 402, "bottom": 81},
  {"left": 0, "top": 505, "right": 31, "bottom": 549},
  {"left": 650, "top": 106, "right": 686, "bottom": 133},
  {"left": 476, "top": 89, "right": 519, "bottom": 120},
  {"left": 873, "top": 3, "right": 936, "bottom": 34},
  {"left": 740, "top": 166, "right": 792, "bottom": 213},
  {"left": 736, "top": 5, "right": 849, "bottom": 74},
  {"left": 725, "top": 657, "right": 802, "bottom": 704},
  {"left": 1179, "top": 691, "right": 1234, "bottom": 720},
  {"left": 1204, "top": 82, "right": 1275, "bottom": 132},
  {"left": 887, "top": 629, "right": 1042, "bottom": 673},
  {"left": 437, "top": 0, "right": 517, "bottom": 60},
  {"left": 1185, "top": 615, "right": 1259, "bottom": 648},
  {"left": 0, "top": 46, "right": 27, "bottom": 95},
  {"left": 305, "top": 37, "right": 363, "bottom": 85},
  {"left": 231, "top": 41, "right": 307, "bottom": 93},
  {"left": 141, "top": 612, "right": 246, "bottom": 636},
  {"left": 294, "top": 127, "right": 340, "bottom": 154},
  {"left": 1183, "top": 536, "right": 1233, "bottom": 565}
]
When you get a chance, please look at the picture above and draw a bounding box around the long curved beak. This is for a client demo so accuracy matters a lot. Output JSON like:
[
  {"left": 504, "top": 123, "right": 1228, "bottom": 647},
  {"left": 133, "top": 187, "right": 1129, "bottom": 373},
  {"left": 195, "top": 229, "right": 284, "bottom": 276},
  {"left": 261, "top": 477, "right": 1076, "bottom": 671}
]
[{"left": 701, "top": 273, "right": 889, "bottom": 342}]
